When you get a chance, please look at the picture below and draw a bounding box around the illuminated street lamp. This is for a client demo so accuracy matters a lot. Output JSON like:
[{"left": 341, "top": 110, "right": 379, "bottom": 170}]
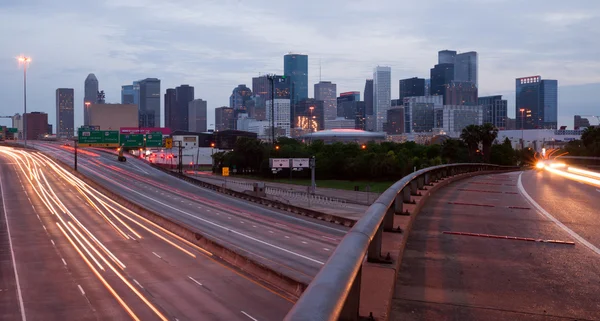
[
  {"left": 17, "top": 56, "right": 31, "bottom": 145},
  {"left": 519, "top": 108, "right": 525, "bottom": 149},
  {"left": 85, "top": 101, "right": 91, "bottom": 126}
]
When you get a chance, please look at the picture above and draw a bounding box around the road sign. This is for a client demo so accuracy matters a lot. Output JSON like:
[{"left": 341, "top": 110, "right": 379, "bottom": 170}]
[
  {"left": 78, "top": 130, "right": 119, "bottom": 147},
  {"left": 165, "top": 138, "right": 173, "bottom": 149},
  {"left": 222, "top": 167, "right": 230, "bottom": 176},
  {"left": 270, "top": 158, "right": 290, "bottom": 168},
  {"left": 292, "top": 158, "right": 310, "bottom": 168},
  {"left": 119, "top": 134, "right": 144, "bottom": 148},
  {"left": 146, "top": 133, "right": 163, "bottom": 148},
  {"left": 7, "top": 128, "right": 17, "bottom": 133}
]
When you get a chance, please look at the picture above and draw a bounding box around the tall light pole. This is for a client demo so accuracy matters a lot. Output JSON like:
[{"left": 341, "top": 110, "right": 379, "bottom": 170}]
[
  {"left": 519, "top": 108, "right": 525, "bottom": 149},
  {"left": 85, "top": 101, "right": 91, "bottom": 127},
  {"left": 18, "top": 56, "right": 31, "bottom": 146}
]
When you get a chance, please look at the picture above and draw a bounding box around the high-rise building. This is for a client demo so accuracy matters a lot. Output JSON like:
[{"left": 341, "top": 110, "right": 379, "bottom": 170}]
[
  {"left": 574, "top": 115, "right": 591, "bottom": 129},
  {"left": 386, "top": 107, "right": 405, "bottom": 135},
  {"left": 430, "top": 63, "right": 454, "bottom": 97},
  {"left": 266, "top": 99, "right": 291, "bottom": 138},
  {"left": 399, "top": 77, "right": 425, "bottom": 101},
  {"left": 373, "top": 66, "right": 392, "bottom": 132},
  {"left": 164, "top": 89, "right": 177, "bottom": 131},
  {"left": 188, "top": 99, "right": 208, "bottom": 132},
  {"left": 295, "top": 98, "right": 324, "bottom": 134},
  {"left": 337, "top": 92, "right": 361, "bottom": 120},
  {"left": 251, "top": 76, "right": 269, "bottom": 119},
  {"left": 56, "top": 88, "right": 74, "bottom": 138},
  {"left": 25, "top": 112, "right": 49, "bottom": 140},
  {"left": 252, "top": 76, "right": 269, "bottom": 98},
  {"left": 138, "top": 78, "right": 161, "bottom": 128},
  {"left": 515, "top": 76, "right": 558, "bottom": 129},
  {"left": 314, "top": 81, "right": 337, "bottom": 120},
  {"left": 438, "top": 50, "right": 457, "bottom": 64},
  {"left": 121, "top": 85, "right": 135, "bottom": 104},
  {"left": 249, "top": 95, "right": 266, "bottom": 121},
  {"left": 89, "top": 104, "right": 138, "bottom": 130},
  {"left": 403, "top": 96, "right": 443, "bottom": 133},
  {"left": 47, "top": 124, "right": 53, "bottom": 135},
  {"left": 175, "top": 85, "right": 195, "bottom": 131},
  {"left": 12, "top": 114, "right": 23, "bottom": 139},
  {"left": 478, "top": 95, "right": 508, "bottom": 129},
  {"left": 84, "top": 74, "right": 98, "bottom": 126},
  {"left": 454, "top": 51, "right": 478, "bottom": 87},
  {"left": 445, "top": 81, "right": 478, "bottom": 105},
  {"left": 364, "top": 79, "right": 373, "bottom": 115},
  {"left": 424, "top": 79, "right": 431, "bottom": 96},
  {"left": 215, "top": 107, "right": 235, "bottom": 131},
  {"left": 230, "top": 84, "right": 253, "bottom": 111},
  {"left": 442, "top": 105, "right": 484, "bottom": 137},
  {"left": 284, "top": 53, "right": 308, "bottom": 112}
]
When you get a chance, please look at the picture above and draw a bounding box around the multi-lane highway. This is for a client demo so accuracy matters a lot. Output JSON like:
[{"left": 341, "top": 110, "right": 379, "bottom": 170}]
[
  {"left": 0, "top": 146, "right": 292, "bottom": 320},
  {"left": 33, "top": 142, "right": 346, "bottom": 285}
]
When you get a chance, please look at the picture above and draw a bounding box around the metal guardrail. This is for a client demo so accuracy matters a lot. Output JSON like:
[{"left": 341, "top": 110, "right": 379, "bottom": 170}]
[{"left": 284, "top": 163, "right": 519, "bottom": 321}]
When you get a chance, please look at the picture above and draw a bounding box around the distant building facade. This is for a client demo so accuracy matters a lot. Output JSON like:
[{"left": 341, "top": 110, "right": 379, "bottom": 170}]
[
  {"left": 442, "top": 105, "right": 484, "bottom": 137},
  {"left": 188, "top": 99, "right": 208, "bottom": 132},
  {"left": 515, "top": 76, "right": 558, "bottom": 129},
  {"left": 25, "top": 112, "right": 49, "bottom": 140},
  {"left": 56, "top": 88, "right": 74, "bottom": 138},
  {"left": 399, "top": 77, "right": 425, "bottom": 101},
  {"left": 574, "top": 115, "right": 591, "bottom": 129},
  {"left": 89, "top": 104, "right": 138, "bottom": 130},
  {"left": 386, "top": 107, "right": 405, "bottom": 135},
  {"left": 138, "top": 78, "right": 161, "bottom": 128},
  {"left": 215, "top": 107, "right": 235, "bottom": 131},
  {"left": 164, "top": 88, "right": 177, "bottom": 132},
  {"left": 84, "top": 74, "right": 98, "bottom": 126},
  {"left": 430, "top": 63, "right": 454, "bottom": 98},
  {"left": 314, "top": 81, "right": 337, "bottom": 120},
  {"left": 445, "top": 81, "right": 478, "bottom": 105},
  {"left": 478, "top": 95, "right": 508, "bottom": 129},
  {"left": 454, "top": 52, "right": 478, "bottom": 87},
  {"left": 403, "top": 95, "right": 443, "bottom": 133},
  {"left": 373, "top": 66, "right": 391, "bottom": 132},
  {"left": 266, "top": 99, "right": 291, "bottom": 138},
  {"left": 284, "top": 53, "right": 308, "bottom": 111},
  {"left": 295, "top": 98, "right": 324, "bottom": 134}
]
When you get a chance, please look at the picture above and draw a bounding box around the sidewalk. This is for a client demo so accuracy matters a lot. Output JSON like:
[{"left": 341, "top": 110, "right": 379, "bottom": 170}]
[{"left": 185, "top": 172, "right": 376, "bottom": 221}]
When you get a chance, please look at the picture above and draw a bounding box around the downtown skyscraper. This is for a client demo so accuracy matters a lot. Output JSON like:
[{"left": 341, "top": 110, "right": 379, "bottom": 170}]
[
  {"left": 56, "top": 88, "right": 74, "bottom": 138},
  {"left": 314, "top": 81, "right": 337, "bottom": 120},
  {"left": 84, "top": 74, "right": 98, "bottom": 126},
  {"left": 515, "top": 76, "right": 558, "bottom": 129},
  {"left": 284, "top": 53, "right": 308, "bottom": 123},
  {"left": 138, "top": 78, "right": 161, "bottom": 128},
  {"left": 373, "top": 66, "right": 391, "bottom": 132}
]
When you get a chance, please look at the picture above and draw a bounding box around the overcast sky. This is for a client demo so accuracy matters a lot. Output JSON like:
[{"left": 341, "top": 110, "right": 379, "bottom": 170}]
[{"left": 1, "top": 0, "right": 599, "bottom": 130}]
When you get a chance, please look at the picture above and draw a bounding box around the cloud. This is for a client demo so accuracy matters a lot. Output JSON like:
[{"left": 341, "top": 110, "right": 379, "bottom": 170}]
[{"left": 0, "top": 0, "right": 599, "bottom": 130}]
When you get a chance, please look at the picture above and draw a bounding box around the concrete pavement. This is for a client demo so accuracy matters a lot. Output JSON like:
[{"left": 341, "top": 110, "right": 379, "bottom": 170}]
[{"left": 392, "top": 171, "right": 600, "bottom": 320}]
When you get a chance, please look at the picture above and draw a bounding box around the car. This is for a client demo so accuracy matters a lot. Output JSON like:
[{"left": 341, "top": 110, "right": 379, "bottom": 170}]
[{"left": 64, "top": 142, "right": 71, "bottom": 147}]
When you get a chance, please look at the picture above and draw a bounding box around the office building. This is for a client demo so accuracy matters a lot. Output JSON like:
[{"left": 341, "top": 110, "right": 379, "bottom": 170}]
[
  {"left": 403, "top": 96, "right": 443, "bottom": 133},
  {"left": 249, "top": 95, "right": 266, "bottom": 121},
  {"left": 364, "top": 79, "right": 373, "bottom": 115},
  {"left": 121, "top": 85, "right": 136, "bottom": 104},
  {"left": 284, "top": 53, "right": 308, "bottom": 111},
  {"left": 230, "top": 84, "right": 252, "bottom": 112},
  {"left": 314, "top": 81, "right": 337, "bottom": 120},
  {"left": 337, "top": 92, "right": 361, "bottom": 120},
  {"left": 515, "top": 76, "right": 558, "bottom": 129},
  {"left": 442, "top": 105, "right": 484, "bottom": 137},
  {"left": 399, "top": 77, "right": 425, "bottom": 100},
  {"left": 215, "top": 107, "right": 235, "bottom": 131},
  {"left": 430, "top": 63, "right": 454, "bottom": 97},
  {"left": 266, "top": 99, "right": 291, "bottom": 138},
  {"left": 252, "top": 76, "right": 269, "bottom": 98},
  {"left": 324, "top": 118, "right": 356, "bottom": 130},
  {"left": 164, "top": 89, "right": 177, "bottom": 131},
  {"left": 478, "top": 95, "right": 508, "bottom": 129},
  {"left": 424, "top": 79, "right": 431, "bottom": 96},
  {"left": 574, "top": 115, "right": 591, "bottom": 129},
  {"left": 445, "top": 81, "right": 478, "bottom": 105},
  {"left": 47, "top": 124, "right": 53, "bottom": 135},
  {"left": 138, "top": 78, "right": 161, "bottom": 128},
  {"left": 188, "top": 99, "right": 208, "bottom": 132},
  {"left": 454, "top": 51, "right": 478, "bottom": 87},
  {"left": 295, "top": 98, "right": 324, "bottom": 134},
  {"left": 171, "top": 85, "right": 195, "bottom": 131},
  {"left": 373, "top": 66, "right": 392, "bottom": 132},
  {"left": 56, "top": 88, "right": 75, "bottom": 138},
  {"left": 506, "top": 118, "right": 517, "bottom": 130},
  {"left": 386, "top": 107, "right": 405, "bottom": 135},
  {"left": 25, "top": 112, "right": 48, "bottom": 140},
  {"left": 89, "top": 104, "right": 138, "bottom": 130},
  {"left": 12, "top": 114, "right": 23, "bottom": 139},
  {"left": 84, "top": 74, "right": 98, "bottom": 126},
  {"left": 438, "top": 50, "right": 457, "bottom": 64}
]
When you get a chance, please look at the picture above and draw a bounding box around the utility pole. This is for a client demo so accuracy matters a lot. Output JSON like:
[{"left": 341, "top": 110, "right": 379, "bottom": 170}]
[
  {"left": 74, "top": 140, "right": 78, "bottom": 171},
  {"left": 267, "top": 74, "right": 276, "bottom": 145},
  {"left": 177, "top": 141, "right": 183, "bottom": 174},
  {"left": 310, "top": 156, "right": 316, "bottom": 194}
]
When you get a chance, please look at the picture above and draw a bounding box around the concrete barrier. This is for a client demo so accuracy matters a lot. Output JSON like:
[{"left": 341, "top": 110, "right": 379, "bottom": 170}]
[
  {"left": 150, "top": 164, "right": 357, "bottom": 227},
  {"left": 38, "top": 152, "right": 309, "bottom": 301}
]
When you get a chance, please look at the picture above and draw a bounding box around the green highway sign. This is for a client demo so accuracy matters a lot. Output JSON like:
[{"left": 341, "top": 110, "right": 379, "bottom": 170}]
[
  {"left": 119, "top": 134, "right": 144, "bottom": 148},
  {"left": 145, "top": 133, "right": 163, "bottom": 147},
  {"left": 8, "top": 128, "right": 17, "bottom": 133},
  {"left": 78, "top": 130, "right": 119, "bottom": 147}
]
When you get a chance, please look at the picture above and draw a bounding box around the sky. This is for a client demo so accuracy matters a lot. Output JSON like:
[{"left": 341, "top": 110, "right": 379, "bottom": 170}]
[{"left": 1, "top": 0, "right": 599, "bottom": 130}]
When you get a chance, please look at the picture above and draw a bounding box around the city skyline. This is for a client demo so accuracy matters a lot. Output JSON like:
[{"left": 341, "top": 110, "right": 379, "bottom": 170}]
[{"left": 1, "top": 1, "right": 599, "bottom": 130}]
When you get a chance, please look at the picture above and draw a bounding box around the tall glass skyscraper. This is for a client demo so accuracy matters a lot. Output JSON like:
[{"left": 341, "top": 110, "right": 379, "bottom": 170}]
[
  {"left": 56, "top": 88, "right": 74, "bottom": 138},
  {"left": 314, "top": 81, "right": 337, "bottom": 121},
  {"left": 138, "top": 78, "right": 161, "bottom": 128},
  {"left": 284, "top": 53, "right": 308, "bottom": 118},
  {"left": 478, "top": 95, "right": 508, "bottom": 129},
  {"left": 399, "top": 77, "right": 426, "bottom": 100},
  {"left": 84, "top": 74, "right": 98, "bottom": 126},
  {"left": 454, "top": 51, "right": 478, "bottom": 87},
  {"left": 430, "top": 63, "right": 454, "bottom": 97},
  {"left": 515, "top": 76, "right": 558, "bottom": 129},
  {"left": 373, "top": 66, "right": 391, "bottom": 132}
]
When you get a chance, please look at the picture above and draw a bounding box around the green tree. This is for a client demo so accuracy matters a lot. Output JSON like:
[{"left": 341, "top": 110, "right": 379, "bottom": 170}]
[
  {"left": 480, "top": 123, "right": 499, "bottom": 163},
  {"left": 460, "top": 124, "right": 482, "bottom": 161}
]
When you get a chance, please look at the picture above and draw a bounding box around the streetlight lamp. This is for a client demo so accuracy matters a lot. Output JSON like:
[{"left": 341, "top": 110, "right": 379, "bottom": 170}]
[
  {"left": 519, "top": 108, "right": 525, "bottom": 149},
  {"left": 85, "top": 101, "right": 91, "bottom": 126},
  {"left": 17, "top": 56, "right": 31, "bottom": 146}
]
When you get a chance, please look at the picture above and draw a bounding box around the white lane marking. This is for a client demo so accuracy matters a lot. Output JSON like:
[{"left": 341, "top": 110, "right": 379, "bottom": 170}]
[
  {"left": 302, "top": 241, "right": 307, "bottom": 244},
  {"left": 152, "top": 252, "right": 162, "bottom": 259},
  {"left": 321, "top": 236, "right": 337, "bottom": 241},
  {"left": 0, "top": 168, "right": 27, "bottom": 321},
  {"left": 206, "top": 209, "right": 211, "bottom": 212},
  {"left": 253, "top": 225, "right": 257, "bottom": 228},
  {"left": 268, "top": 231, "right": 274, "bottom": 234},
  {"left": 596, "top": 189, "right": 600, "bottom": 193},
  {"left": 50, "top": 240, "right": 56, "bottom": 246},
  {"left": 128, "top": 234, "right": 136, "bottom": 241},
  {"left": 240, "top": 221, "right": 245, "bottom": 224},
  {"left": 36, "top": 214, "right": 40, "bottom": 221},
  {"left": 77, "top": 284, "right": 85, "bottom": 296},
  {"left": 188, "top": 276, "right": 203, "bottom": 286},
  {"left": 42, "top": 225, "right": 47, "bottom": 231},
  {"left": 26, "top": 197, "right": 31, "bottom": 202},
  {"left": 188, "top": 203, "right": 193, "bottom": 205},
  {"left": 197, "top": 206, "right": 202, "bottom": 209},
  {"left": 62, "top": 258, "right": 67, "bottom": 266},
  {"left": 241, "top": 311, "right": 258, "bottom": 321},
  {"left": 275, "top": 223, "right": 287, "bottom": 228},
  {"left": 228, "top": 217, "right": 232, "bottom": 220},
  {"left": 518, "top": 172, "right": 600, "bottom": 256},
  {"left": 133, "top": 279, "right": 144, "bottom": 288},
  {"left": 96, "top": 175, "right": 325, "bottom": 265},
  {"left": 285, "top": 236, "right": 290, "bottom": 239},
  {"left": 323, "top": 248, "right": 330, "bottom": 251}
]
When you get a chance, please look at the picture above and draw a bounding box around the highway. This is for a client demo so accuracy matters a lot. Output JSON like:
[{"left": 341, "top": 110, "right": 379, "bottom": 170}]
[
  {"left": 32, "top": 142, "right": 346, "bottom": 284},
  {"left": 0, "top": 146, "right": 291, "bottom": 320},
  {"left": 393, "top": 171, "right": 600, "bottom": 320}
]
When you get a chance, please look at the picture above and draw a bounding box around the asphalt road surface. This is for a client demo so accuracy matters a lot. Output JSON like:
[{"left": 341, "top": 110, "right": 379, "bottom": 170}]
[
  {"left": 393, "top": 171, "right": 600, "bottom": 321},
  {"left": 0, "top": 147, "right": 292, "bottom": 321}
]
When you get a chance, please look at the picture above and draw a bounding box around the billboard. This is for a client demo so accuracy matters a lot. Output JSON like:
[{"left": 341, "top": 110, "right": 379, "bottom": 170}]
[{"left": 120, "top": 127, "right": 171, "bottom": 135}]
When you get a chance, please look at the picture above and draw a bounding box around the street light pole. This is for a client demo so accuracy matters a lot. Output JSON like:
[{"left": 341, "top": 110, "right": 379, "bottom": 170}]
[
  {"left": 520, "top": 108, "right": 525, "bottom": 149},
  {"left": 85, "top": 101, "right": 91, "bottom": 126},
  {"left": 18, "top": 56, "right": 31, "bottom": 146}
]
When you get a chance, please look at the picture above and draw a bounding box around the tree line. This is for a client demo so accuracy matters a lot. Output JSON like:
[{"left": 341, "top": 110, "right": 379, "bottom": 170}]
[{"left": 212, "top": 124, "right": 532, "bottom": 181}]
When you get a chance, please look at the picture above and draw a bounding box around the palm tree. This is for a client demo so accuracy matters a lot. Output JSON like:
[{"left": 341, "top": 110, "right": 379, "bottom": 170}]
[
  {"left": 460, "top": 124, "right": 481, "bottom": 161},
  {"left": 480, "top": 123, "right": 499, "bottom": 163}
]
